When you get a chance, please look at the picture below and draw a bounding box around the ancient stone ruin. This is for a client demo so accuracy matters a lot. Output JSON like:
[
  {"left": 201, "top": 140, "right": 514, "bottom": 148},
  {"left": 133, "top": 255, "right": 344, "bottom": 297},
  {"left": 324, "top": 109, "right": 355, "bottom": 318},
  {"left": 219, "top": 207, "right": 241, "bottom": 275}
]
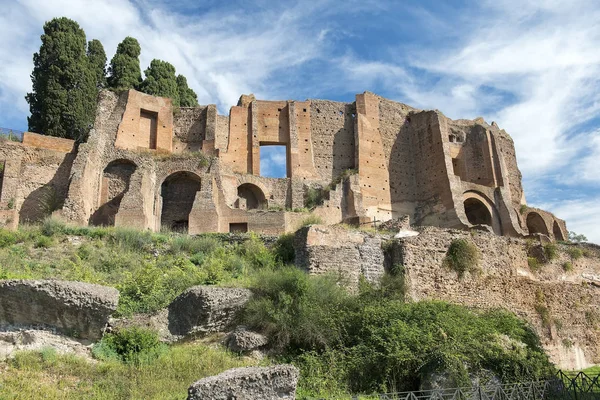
[{"left": 0, "top": 89, "right": 565, "bottom": 238}]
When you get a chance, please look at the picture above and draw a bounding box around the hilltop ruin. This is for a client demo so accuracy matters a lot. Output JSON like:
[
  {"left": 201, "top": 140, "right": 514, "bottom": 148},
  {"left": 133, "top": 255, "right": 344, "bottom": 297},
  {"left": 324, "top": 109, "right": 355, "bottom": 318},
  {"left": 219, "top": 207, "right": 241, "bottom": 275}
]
[{"left": 0, "top": 89, "right": 565, "bottom": 238}]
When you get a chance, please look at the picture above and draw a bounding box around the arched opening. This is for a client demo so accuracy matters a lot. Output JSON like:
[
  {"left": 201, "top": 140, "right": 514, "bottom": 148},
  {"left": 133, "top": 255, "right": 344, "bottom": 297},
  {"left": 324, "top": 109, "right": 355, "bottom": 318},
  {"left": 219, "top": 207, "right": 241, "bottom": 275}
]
[
  {"left": 464, "top": 197, "right": 492, "bottom": 226},
  {"left": 553, "top": 221, "right": 565, "bottom": 241},
  {"left": 160, "top": 171, "right": 201, "bottom": 232},
  {"left": 526, "top": 212, "right": 548, "bottom": 236},
  {"left": 90, "top": 159, "right": 136, "bottom": 226},
  {"left": 236, "top": 183, "right": 267, "bottom": 210}
]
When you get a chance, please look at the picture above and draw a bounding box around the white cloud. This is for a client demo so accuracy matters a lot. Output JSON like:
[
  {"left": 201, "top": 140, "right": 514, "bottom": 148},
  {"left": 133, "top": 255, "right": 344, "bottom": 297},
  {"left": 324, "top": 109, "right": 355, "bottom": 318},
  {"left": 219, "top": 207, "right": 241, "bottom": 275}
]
[{"left": 536, "top": 198, "right": 600, "bottom": 244}]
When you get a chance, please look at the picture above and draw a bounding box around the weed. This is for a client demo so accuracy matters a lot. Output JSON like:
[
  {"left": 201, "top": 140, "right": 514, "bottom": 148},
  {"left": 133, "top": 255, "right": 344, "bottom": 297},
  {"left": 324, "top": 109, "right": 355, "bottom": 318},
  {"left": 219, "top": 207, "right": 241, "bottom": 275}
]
[
  {"left": 0, "top": 229, "right": 17, "bottom": 248},
  {"left": 34, "top": 235, "right": 53, "bottom": 249},
  {"left": 93, "top": 327, "right": 167, "bottom": 365},
  {"left": 543, "top": 243, "right": 558, "bottom": 261},
  {"left": 273, "top": 233, "right": 295, "bottom": 264},
  {"left": 7, "top": 198, "right": 15, "bottom": 209},
  {"left": 300, "top": 215, "right": 323, "bottom": 227},
  {"left": 519, "top": 204, "right": 528, "bottom": 214},
  {"left": 528, "top": 257, "right": 541, "bottom": 271},
  {"left": 443, "top": 238, "right": 481, "bottom": 277},
  {"left": 562, "top": 261, "right": 573, "bottom": 272},
  {"left": 567, "top": 247, "right": 583, "bottom": 260}
]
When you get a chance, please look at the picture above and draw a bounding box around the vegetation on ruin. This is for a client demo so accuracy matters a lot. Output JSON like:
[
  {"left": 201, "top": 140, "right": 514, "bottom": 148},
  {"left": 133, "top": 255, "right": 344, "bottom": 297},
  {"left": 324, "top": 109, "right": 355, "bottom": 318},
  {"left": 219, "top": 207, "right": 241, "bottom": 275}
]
[
  {"left": 0, "top": 221, "right": 556, "bottom": 398},
  {"left": 304, "top": 168, "right": 358, "bottom": 209},
  {"left": 443, "top": 238, "right": 481, "bottom": 277},
  {"left": 543, "top": 242, "right": 559, "bottom": 261},
  {"left": 108, "top": 36, "right": 143, "bottom": 90},
  {"left": 26, "top": 17, "right": 98, "bottom": 142}
]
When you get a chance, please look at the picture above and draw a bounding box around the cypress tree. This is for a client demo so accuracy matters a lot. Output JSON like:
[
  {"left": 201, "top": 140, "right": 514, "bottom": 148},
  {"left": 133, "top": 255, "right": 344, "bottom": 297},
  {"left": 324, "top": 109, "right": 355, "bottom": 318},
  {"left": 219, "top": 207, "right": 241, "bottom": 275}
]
[
  {"left": 139, "top": 59, "right": 180, "bottom": 106},
  {"left": 25, "top": 17, "right": 98, "bottom": 141},
  {"left": 176, "top": 74, "right": 199, "bottom": 107},
  {"left": 87, "top": 39, "right": 107, "bottom": 88},
  {"left": 108, "top": 37, "right": 142, "bottom": 90}
]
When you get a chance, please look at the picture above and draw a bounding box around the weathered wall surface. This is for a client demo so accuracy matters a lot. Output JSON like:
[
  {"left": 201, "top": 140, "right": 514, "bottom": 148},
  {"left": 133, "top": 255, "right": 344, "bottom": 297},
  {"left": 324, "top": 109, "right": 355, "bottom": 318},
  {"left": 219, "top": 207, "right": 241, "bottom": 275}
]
[
  {"left": 294, "top": 225, "right": 600, "bottom": 370},
  {"left": 173, "top": 107, "right": 208, "bottom": 153}
]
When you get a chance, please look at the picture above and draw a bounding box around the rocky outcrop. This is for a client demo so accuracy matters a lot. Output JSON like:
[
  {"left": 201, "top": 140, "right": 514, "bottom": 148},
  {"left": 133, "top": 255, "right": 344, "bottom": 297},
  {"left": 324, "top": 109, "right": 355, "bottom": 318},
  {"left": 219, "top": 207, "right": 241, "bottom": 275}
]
[
  {"left": 225, "top": 326, "right": 268, "bottom": 353},
  {"left": 0, "top": 280, "right": 119, "bottom": 340},
  {"left": 167, "top": 286, "right": 252, "bottom": 337},
  {"left": 0, "top": 328, "right": 90, "bottom": 360},
  {"left": 187, "top": 364, "right": 299, "bottom": 400}
]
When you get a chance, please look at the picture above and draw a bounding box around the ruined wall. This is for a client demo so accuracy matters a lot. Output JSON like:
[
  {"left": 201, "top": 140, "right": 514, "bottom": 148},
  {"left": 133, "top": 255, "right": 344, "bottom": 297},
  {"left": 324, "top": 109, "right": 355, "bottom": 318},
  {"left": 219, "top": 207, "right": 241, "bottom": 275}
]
[
  {"left": 309, "top": 100, "right": 356, "bottom": 183},
  {"left": 173, "top": 107, "right": 208, "bottom": 153},
  {"left": 294, "top": 225, "right": 600, "bottom": 369},
  {"left": 0, "top": 139, "right": 75, "bottom": 227},
  {"left": 493, "top": 129, "right": 523, "bottom": 208}
]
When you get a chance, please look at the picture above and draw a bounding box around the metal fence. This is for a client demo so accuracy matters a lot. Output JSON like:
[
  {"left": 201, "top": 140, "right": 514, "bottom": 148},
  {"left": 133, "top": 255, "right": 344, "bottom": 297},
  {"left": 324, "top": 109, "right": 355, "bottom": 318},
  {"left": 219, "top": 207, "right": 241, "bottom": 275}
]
[
  {"left": 0, "top": 127, "right": 24, "bottom": 142},
  {"left": 316, "top": 371, "right": 600, "bottom": 400}
]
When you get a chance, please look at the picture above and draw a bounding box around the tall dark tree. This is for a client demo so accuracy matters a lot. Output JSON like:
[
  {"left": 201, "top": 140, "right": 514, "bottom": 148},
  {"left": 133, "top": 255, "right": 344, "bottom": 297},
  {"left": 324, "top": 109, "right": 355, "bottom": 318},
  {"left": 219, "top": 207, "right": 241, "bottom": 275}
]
[
  {"left": 26, "top": 17, "right": 98, "bottom": 141},
  {"left": 139, "top": 59, "right": 180, "bottom": 106},
  {"left": 176, "top": 74, "right": 199, "bottom": 107},
  {"left": 87, "top": 39, "right": 107, "bottom": 88},
  {"left": 108, "top": 36, "right": 142, "bottom": 90}
]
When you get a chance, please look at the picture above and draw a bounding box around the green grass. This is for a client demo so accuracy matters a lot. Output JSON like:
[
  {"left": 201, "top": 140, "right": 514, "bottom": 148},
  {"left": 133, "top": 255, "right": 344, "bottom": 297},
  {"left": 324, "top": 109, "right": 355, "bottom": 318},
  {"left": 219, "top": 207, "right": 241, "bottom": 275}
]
[
  {"left": 0, "top": 218, "right": 285, "bottom": 316},
  {"left": 0, "top": 343, "right": 253, "bottom": 399}
]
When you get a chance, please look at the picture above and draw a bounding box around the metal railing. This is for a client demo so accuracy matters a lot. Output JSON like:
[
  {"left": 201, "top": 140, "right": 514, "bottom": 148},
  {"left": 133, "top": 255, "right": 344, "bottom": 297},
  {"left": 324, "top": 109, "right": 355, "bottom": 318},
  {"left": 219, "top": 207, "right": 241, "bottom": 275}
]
[{"left": 310, "top": 371, "right": 600, "bottom": 400}]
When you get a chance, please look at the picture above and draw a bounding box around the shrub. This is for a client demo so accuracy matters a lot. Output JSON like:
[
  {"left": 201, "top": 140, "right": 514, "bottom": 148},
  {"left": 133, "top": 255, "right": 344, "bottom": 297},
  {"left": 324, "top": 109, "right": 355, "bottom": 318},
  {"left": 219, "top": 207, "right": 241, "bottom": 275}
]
[
  {"left": 543, "top": 243, "right": 558, "bottom": 261},
  {"left": 0, "top": 229, "right": 17, "bottom": 248},
  {"left": 93, "top": 327, "right": 167, "bottom": 365},
  {"left": 519, "top": 204, "right": 528, "bottom": 214},
  {"left": 243, "top": 267, "right": 349, "bottom": 351},
  {"left": 34, "top": 235, "right": 53, "bottom": 249},
  {"left": 305, "top": 187, "right": 325, "bottom": 209},
  {"left": 110, "top": 228, "right": 154, "bottom": 252},
  {"left": 562, "top": 261, "right": 573, "bottom": 272},
  {"left": 41, "top": 217, "right": 66, "bottom": 236},
  {"left": 300, "top": 215, "right": 323, "bottom": 227},
  {"left": 273, "top": 233, "right": 295, "bottom": 264},
  {"left": 443, "top": 239, "right": 481, "bottom": 277},
  {"left": 171, "top": 235, "right": 220, "bottom": 255},
  {"left": 528, "top": 257, "right": 541, "bottom": 271},
  {"left": 567, "top": 247, "right": 583, "bottom": 260}
]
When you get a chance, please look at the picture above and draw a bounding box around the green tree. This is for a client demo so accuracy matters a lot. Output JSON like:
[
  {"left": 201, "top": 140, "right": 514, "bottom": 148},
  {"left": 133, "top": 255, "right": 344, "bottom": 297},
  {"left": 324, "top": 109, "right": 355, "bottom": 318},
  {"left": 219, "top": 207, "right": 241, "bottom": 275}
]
[
  {"left": 108, "top": 36, "right": 142, "bottom": 90},
  {"left": 568, "top": 231, "right": 588, "bottom": 243},
  {"left": 87, "top": 39, "right": 107, "bottom": 88},
  {"left": 140, "top": 59, "right": 180, "bottom": 106},
  {"left": 176, "top": 74, "right": 199, "bottom": 107},
  {"left": 25, "top": 17, "right": 98, "bottom": 142}
]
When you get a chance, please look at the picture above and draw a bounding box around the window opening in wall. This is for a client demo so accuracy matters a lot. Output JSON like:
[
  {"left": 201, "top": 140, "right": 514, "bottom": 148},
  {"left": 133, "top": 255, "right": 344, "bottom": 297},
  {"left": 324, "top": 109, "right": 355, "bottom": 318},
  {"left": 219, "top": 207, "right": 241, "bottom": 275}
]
[
  {"left": 259, "top": 144, "right": 288, "bottom": 178},
  {"left": 140, "top": 109, "right": 158, "bottom": 149},
  {"left": 464, "top": 198, "right": 492, "bottom": 226},
  {"left": 230, "top": 223, "right": 248, "bottom": 233}
]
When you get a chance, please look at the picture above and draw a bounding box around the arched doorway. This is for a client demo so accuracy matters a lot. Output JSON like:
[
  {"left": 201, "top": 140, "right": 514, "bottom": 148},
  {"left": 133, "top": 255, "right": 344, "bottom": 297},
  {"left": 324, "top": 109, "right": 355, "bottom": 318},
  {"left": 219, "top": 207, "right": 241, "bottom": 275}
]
[
  {"left": 553, "top": 221, "right": 565, "bottom": 241},
  {"left": 236, "top": 183, "right": 267, "bottom": 210},
  {"left": 526, "top": 212, "right": 548, "bottom": 236},
  {"left": 160, "top": 171, "right": 201, "bottom": 232},
  {"left": 463, "top": 197, "right": 493, "bottom": 227},
  {"left": 90, "top": 159, "right": 136, "bottom": 226}
]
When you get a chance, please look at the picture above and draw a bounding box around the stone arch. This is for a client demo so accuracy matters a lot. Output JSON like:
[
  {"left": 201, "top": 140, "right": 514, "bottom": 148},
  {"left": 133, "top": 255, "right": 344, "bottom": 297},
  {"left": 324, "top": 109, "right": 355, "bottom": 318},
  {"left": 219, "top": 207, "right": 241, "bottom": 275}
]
[
  {"left": 160, "top": 171, "right": 201, "bottom": 232},
  {"left": 462, "top": 191, "right": 502, "bottom": 235},
  {"left": 90, "top": 159, "right": 137, "bottom": 226},
  {"left": 553, "top": 220, "right": 565, "bottom": 241},
  {"left": 526, "top": 212, "right": 548, "bottom": 236},
  {"left": 236, "top": 183, "right": 267, "bottom": 210}
]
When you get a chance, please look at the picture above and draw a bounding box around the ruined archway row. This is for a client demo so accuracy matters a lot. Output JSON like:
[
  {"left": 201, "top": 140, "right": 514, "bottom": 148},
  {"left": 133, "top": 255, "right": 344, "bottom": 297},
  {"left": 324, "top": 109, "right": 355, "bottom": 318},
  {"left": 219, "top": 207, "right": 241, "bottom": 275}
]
[{"left": 523, "top": 208, "right": 566, "bottom": 241}]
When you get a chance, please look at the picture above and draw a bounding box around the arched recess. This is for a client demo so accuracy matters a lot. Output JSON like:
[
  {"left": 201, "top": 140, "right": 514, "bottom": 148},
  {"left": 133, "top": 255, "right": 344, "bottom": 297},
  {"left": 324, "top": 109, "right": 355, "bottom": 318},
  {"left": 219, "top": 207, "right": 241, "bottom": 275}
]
[
  {"left": 526, "top": 212, "right": 548, "bottom": 236},
  {"left": 462, "top": 191, "right": 502, "bottom": 235},
  {"left": 236, "top": 183, "right": 267, "bottom": 210},
  {"left": 160, "top": 171, "right": 201, "bottom": 232},
  {"left": 553, "top": 220, "right": 565, "bottom": 241},
  {"left": 90, "top": 159, "right": 137, "bottom": 226}
]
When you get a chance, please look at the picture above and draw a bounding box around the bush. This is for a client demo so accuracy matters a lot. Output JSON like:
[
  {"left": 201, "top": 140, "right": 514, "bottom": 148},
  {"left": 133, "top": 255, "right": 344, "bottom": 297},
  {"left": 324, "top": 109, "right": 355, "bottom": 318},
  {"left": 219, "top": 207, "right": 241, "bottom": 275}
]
[
  {"left": 443, "top": 239, "right": 481, "bottom": 277},
  {"left": 273, "top": 233, "right": 295, "bottom": 264},
  {"left": 171, "top": 235, "right": 220, "bottom": 255},
  {"left": 543, "top": 243, "right": 558, "bottom": 261},
  {"left": 41, "top": 217, "right": 66, "bottom": 237},
  {"left": 528, "top": 257, "right": 541, "bottom": 271},
  {"left": 238, "top": 234, "right": 276, "bottom": 270},
  {"left": 34, "top": 235, "right": 53, "bottom": 249},
  {"left": 243, "top": 267, "right": 349, "bottom": 351},
  {"left": 92, "top": 327, "right": 166, "bottom": 365},
  {"left": 300, "top": 215, "right": 323, "bottom": 227},
  {"left": 562, "top": 261, "right": 573, "bottom": 272},
  {"left": 567, "top": 247, "right": 583, "bottom": 260},
  {"left": 0, "top": 229, "right": 17, "bottom": 248}
]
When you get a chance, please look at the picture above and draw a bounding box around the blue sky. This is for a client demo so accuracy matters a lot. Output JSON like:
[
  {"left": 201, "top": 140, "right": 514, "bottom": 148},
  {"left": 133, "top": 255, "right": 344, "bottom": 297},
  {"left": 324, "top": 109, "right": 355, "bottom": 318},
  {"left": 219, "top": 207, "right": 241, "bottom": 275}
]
[{"left": 1, "top": 0, "right": 599, "bottom": 242}]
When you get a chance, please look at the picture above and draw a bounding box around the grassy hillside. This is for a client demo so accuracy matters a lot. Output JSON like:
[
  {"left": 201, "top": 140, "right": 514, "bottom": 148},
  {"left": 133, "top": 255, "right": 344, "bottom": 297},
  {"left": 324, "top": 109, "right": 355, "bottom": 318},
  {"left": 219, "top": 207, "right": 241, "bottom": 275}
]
[{"left": 0, "top": 220, "right": 557, "bottom": 399}]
